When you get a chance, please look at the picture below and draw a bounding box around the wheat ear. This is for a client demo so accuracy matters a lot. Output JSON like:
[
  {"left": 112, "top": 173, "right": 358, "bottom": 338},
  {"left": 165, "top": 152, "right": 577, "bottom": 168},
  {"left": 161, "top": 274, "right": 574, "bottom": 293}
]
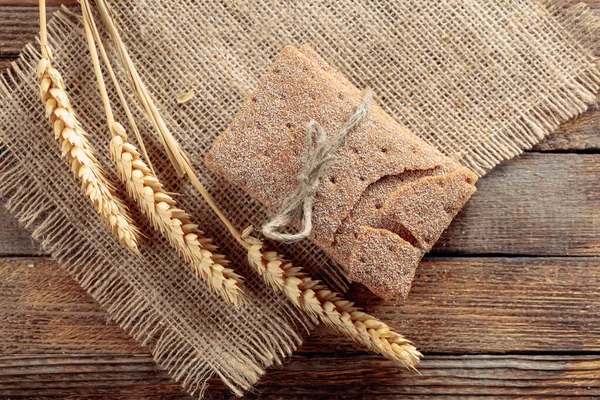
[
  {"left": 93, "top": 0, "right": 420, "bottom": 367},
  {"left": 241, "top": 228, "right": 421, "bottom": 368},
  {"left": 36, "top": 0, "right": 139, "bottom": 253},
  {"left": 80, "top": 0, "right": 246, "bottom": 306},
  {"left": 110, "top": 129, "right": 246, "bottom": 305}
]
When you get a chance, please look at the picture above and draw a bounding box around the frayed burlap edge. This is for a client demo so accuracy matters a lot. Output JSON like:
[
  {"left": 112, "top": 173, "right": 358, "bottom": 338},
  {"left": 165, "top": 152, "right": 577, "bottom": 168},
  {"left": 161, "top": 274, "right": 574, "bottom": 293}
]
[
  {"left": 0, "top": 13, "right": 310, "bottom": 397},
  {"left": 459, "top": 1, "right": 600, "bottom": 175},
  {"left": 0, "top": 134, "right": 218, "bottom": 397}
]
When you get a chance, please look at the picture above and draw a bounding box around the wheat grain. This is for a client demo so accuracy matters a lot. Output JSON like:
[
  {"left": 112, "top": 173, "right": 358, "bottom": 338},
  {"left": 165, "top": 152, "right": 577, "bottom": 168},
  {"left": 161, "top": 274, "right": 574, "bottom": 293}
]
[
  {"left": 36, "top": 57, "right": 140, "bottom": 253},
  {"left": 80, "top": 0, "right": 246, "bottom": 306},
  {"left": 242, "top": 227, "right": 421, "bottom": 369},
  {"left": 176, "top": 92, "right": 195, "bottom": 104},
  {"left": 109, "top": 122, "right": 246, "bottom": 305},
  {"left": 36, "top": 0, "right": 139, "bottom": 253}
]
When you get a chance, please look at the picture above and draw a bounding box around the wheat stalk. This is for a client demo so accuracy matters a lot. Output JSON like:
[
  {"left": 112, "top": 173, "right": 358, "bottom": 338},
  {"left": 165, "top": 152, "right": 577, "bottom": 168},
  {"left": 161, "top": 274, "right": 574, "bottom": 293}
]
[
  {"left": 110, "top": 123, "right": 246, "bottom": 305},
  {"left": 109, "top": 125, "right": 246, "bottom": 305},
  {"left": 36, "top": 0, "right": 139, "bottom": 253},
  {"left": 94, "top": 0, "right": 191, "bottom": 179},
  {"left": 242, "top": 228, "right": 421, "bottom": 368},
  {"left": 80, "top": 0, "right": 246, "bottom": 306},
  {"left": 93, "top": 0, "right": 421, "bottom": 367}
]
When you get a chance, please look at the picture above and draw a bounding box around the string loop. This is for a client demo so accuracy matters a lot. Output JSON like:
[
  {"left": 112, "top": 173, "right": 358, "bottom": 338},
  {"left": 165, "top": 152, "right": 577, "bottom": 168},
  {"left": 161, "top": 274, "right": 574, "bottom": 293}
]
[{"left": 262, "top": 90, "right": 374, "bottom": 243}]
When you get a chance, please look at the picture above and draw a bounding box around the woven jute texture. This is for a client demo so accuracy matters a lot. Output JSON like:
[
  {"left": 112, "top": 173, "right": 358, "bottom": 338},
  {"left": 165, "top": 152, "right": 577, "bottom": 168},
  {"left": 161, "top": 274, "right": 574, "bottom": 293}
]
[{"left": 0, "top": 0, "right": 598, "bottom": 397}]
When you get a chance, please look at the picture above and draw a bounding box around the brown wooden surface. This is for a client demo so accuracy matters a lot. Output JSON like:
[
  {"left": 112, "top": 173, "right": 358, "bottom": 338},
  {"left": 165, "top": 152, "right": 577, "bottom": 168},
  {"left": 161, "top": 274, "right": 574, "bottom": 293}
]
[
  {"left": 2, "top": 256, "right": 600, "bottom": 398},
  {"left": 1, "top": 1, "right": 599, "bottom": 399},
  {"left": 4, "top": 256, "right": 600, "bottom": 355},
  {"left": 4, "top": 354, "right": 600, "bottom": 399},
  {"left": 534, "top": 109, "right": 600, "bottom": 151},
  {"left": 435, "top": 153, "right": 600, "bottom": 256}
]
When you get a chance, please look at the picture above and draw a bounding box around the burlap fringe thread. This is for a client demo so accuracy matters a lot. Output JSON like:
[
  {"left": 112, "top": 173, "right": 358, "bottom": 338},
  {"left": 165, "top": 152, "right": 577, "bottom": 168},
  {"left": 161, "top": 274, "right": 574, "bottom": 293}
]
[
  {"left": 0, "top": 0, "right": 599, "bottom": 398},
  {"left": 0, "top": 131, "right": 299, "bottom": 398},
  {"left": 0, "top": 26, "right": 311, "bottom": 399},
  {"left": 0, "top": 131, "right": 303, "bottom": 398},
  {"left": 457, "top": 1, "right": 600, "bottom": 174}
]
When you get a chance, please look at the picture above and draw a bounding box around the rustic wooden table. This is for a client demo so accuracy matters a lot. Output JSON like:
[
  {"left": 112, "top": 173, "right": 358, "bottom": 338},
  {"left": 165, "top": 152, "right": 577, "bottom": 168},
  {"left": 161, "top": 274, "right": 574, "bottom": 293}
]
[{"left": 1, "top": 1, "right": 600, "bottom": 398}]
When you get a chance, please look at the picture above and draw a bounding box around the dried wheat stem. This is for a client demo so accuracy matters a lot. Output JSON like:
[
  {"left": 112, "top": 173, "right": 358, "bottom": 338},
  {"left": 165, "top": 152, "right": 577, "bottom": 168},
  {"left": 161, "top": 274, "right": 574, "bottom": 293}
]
[
  {"left": 80, "top": 0, "right": 246, "bottom": 306},
  {"left": 180, "top": 166, "right": 420, "bottom": 366},
  {"left": 241, "top": 228, "right": 421, "bottom": 369},
  {"left": 36, "top": 0, "right": 139, "bottom": 253},
  {"left": 95, "top": 0, "right": 191, "bottom": 178}
]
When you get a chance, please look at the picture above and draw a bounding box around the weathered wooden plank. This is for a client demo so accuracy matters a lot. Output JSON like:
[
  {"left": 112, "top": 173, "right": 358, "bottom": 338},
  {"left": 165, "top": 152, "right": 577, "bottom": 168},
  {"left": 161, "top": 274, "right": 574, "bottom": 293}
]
[
  {"left": 1, "top": 353, "right": 600, "bottom": 399},
  {"left": 434, "top": 153, "right": 600, "bottom": 256},
  {"left": 304, "top": 255, "right": 600, "bottom": 354},
  {"left": 533, "top": 109, "right": 600, "bottom": 151},
  {"left": 3, "top": 257, "right": 600, "bottom": 356},
  {"left": 0, "top": 257, "right": 147, "bottom": 354},
  {"left": 0, "top": 6, "right": 62, "bottom": 56},
  {"left": 2, "top": 153, "right": 598, "bottom": 256},
  {"left": 0, "top": 355, "right": 189, "bottom": 399},
  {"left": 0, "top": 58, "right": 14, "bottom": 71},
  {"left": 0, "top": 1, "right": 598, "bottom": 399},
  {"left": 0, "top": 0, "right": 76, "bottom": 5},
  {"left": 244, "top": 354, "right": 600, "bottom": 398}
]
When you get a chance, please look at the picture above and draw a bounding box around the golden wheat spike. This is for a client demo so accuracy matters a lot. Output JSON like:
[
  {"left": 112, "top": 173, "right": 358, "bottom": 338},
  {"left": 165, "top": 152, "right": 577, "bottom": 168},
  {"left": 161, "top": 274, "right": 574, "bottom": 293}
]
[
  {"left": 80, "top": 0, "right": 246, "bottom": 305},
  {"left": 91, "top": 0, "right": 420, "bottom": 361},
  {"left": 36, "top": 0, "right": 139, "bottom": 253},
  {"left": 243, "top": 229, "right": 421, "bottom": 369}
]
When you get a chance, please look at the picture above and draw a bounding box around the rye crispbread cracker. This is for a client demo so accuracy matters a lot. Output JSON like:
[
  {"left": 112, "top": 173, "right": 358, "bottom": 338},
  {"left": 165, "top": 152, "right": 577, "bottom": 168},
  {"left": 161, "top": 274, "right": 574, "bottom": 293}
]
[{"left": 206, "top": 45, "right": 478, "bottom": 299}]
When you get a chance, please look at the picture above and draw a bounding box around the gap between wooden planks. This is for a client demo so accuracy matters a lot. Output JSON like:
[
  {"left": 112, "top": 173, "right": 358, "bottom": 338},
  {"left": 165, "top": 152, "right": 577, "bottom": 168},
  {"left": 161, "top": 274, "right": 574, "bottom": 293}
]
[
  {"left": 2, "top": 256, "right": 600, "bottom": 398},
  {"left": 1, "top": 354, "right": 600, "bottom": 399}
]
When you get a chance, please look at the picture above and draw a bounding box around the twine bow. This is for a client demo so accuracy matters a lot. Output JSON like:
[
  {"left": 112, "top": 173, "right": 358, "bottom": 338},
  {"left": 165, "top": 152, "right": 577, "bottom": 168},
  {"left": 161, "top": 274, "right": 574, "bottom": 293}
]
[{"left": 262, "top": 90, "right": 374, "bottom": 243}]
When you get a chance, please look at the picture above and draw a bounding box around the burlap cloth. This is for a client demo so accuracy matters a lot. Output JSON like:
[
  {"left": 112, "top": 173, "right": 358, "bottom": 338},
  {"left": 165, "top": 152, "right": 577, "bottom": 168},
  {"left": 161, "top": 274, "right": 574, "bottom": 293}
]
[{"left": 0, "top": 0, "right": 598, "bottom": 397}]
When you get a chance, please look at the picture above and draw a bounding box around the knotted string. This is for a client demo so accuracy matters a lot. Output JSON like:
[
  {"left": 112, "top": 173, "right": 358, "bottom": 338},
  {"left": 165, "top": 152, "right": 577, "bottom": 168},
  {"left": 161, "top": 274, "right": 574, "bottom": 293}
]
[{"left": 262, "top": 90, "right": 374, "bottom": 243}]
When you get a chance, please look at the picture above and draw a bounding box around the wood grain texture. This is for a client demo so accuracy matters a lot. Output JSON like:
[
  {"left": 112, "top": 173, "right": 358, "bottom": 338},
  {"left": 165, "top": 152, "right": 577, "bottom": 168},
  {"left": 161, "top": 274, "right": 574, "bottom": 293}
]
[
  {"left": 0, "top": 258, "right": 147, "bottom": 354},
  {"left": 3, "top": 257, "right": 600, "bottom": 356},
  {"left": 2, "top": 256, "right": 600, "bottom": 398},
  {"left": 533, "top": 109, "right": 600, "bottom": 151},
  {"left": 305, "top": 256, "right": 600, "bottom": 354},
  {"left": 0, "top": 355, "right": 189, "bottom": 399},
  {"left": 0, "top": 4, "right": 76, "bottom": 72},
  {"left": 0, "top": 59, "right": 13, "bottom": 71},
  {"left": 0, "top": 209, "right": 39, "bottom": 255},
  {"left": 0, "top": 6, "right": 59, "bottom": 56},
  {"left": 242, "top": 355, "right": 600, "bottom": 398},
  {"left": 2, "top": 153, "right": 598, "bottom": 256},
  {"left": 0, "top": 1, "right": 599, "bottom": 398},
  {"left": 3, "top": 354, "right": 600, "bottom": 399},
  {"left": 0, "top": 0, "right": 76, "bottom": 5},
  {"left": 434, "top": 153, "right": 600, "bottom": 256}
]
